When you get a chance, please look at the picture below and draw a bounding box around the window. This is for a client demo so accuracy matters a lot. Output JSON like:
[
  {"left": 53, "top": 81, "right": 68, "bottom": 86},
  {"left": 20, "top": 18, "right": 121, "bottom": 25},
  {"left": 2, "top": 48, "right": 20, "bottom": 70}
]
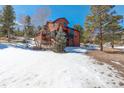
[
  {"left": 64, "top": 22, "right": 67, "bottom": 27},
  {"left": 69, "top": 29, "right": 74, "bottom": 39}
]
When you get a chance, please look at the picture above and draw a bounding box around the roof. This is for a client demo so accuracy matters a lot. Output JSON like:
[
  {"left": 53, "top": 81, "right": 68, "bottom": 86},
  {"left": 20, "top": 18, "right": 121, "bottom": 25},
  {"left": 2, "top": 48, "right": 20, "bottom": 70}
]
[
  {"left": 46, "top": 18, "right": 69, "bottom": 25},
  {"left": 46, "top": 21, "right": 53, "bottom": 25},
  {"left": 53, "top": 17, "right": 69, "bottom": 24},
  {"left": 66, "top": 27, "right": 80, "bottom": 32},
  {"left": 46, "top": 18, "right": 79, "bottom": 32}
]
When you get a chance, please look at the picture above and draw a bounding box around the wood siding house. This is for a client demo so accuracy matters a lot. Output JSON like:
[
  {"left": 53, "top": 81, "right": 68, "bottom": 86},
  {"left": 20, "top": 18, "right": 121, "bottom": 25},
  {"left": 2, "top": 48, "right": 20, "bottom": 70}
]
[{"left": 35, "top": 18, "right": 80, "bottom": 47}]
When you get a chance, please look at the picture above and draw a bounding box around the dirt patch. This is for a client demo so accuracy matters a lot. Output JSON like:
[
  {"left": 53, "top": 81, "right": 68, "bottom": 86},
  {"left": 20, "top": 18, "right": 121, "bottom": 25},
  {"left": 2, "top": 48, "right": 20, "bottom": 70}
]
[
  {"left": 119, "top": 82, "right": 124, "bottom": 86},
  {"left": 104, "top": 48, "right": 124, "bottom": 54},
  {"left": 87, "top": 48, "right": 124, "bottom": 77}
]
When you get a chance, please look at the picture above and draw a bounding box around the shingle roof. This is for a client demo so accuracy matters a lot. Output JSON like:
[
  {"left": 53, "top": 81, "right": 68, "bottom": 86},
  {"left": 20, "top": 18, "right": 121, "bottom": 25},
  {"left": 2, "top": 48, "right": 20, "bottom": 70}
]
[{"left": 53, "top": 17, "right": 69, "bottom": 24}]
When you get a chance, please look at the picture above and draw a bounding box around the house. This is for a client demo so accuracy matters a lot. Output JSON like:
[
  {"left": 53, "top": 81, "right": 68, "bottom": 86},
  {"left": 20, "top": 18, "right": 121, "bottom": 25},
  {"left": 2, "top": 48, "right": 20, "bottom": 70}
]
[{"left": 35, "top": 18, "right": 80, "bottom": 47}]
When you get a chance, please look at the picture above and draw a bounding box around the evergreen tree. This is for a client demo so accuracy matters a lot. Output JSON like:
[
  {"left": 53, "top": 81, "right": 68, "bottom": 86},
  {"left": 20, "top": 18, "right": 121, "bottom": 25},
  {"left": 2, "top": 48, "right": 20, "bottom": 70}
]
[
  {"left": 2, "top": 5, "right": 15, "bottom": 42},
  {"left": 73, "top": 24, "right": 84, "bottom": 42},
  {"left": 14, "top": 28, "right": 24, "bottom": 36},
  {"left": 28, "top": 25, "right": 35, "bottom": 37},
  {"left": 37, "top": 25, "right": 41, "bottom": 31},
  {"left": 53, "top": 26, "right": 66, "bottom": 53},
  {"left": 83, "top": 16, "right": 95, "bottom": 44},
  {"left": 23, "top": 15, "right": 32, "bottom": 42},
  {"left": 0, "top": 10, "right": 2, "bottom": 31},
  {"left": 87, "top": 5, "right": 115, "bottom": 51},
  {"left": 104, "top": 12, "right": 123, "bottom": 48}
]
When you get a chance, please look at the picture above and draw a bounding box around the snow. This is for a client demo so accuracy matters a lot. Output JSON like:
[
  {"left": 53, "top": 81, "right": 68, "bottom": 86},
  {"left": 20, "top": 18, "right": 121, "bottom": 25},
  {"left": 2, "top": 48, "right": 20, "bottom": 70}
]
[
  {"left": 115, "top": 46, "right": 124, "bottom": 51},
  {"left": 0, "top": 41, "right": 35, "bottom": 49},
  {"left": 80, "top": 43, "right": 99, "bottom": 50},
  {"left": 0, "top": 43, "right": 124, "bottom": 88},
  {"left": 111, "top": 61, "right": 124, "bottom": 68},
  {"left": 64, "top": 47, "right": 87, "bottom": 53},
  {"left": 64, "top": 44, "right": 99, "bottom": 53}
]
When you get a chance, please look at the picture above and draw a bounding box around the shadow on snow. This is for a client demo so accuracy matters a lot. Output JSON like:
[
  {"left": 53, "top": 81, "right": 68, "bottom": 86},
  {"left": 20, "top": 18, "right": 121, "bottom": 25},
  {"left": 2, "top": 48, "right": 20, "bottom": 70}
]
[
  {"left": 0, "top": 43, "right": 93, "bottom": 54},
  {"left": 0, "top": 43, "right": 9, "bottom": 49},
  {"left": 0, "top": 43, "right": 51, "bottom": 52}
]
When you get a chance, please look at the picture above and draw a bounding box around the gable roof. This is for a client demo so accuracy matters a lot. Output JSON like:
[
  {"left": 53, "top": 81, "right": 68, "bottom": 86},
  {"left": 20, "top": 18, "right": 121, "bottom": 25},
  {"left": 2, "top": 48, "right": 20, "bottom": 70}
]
[{"left": 53, "top": 17, "right": 69, "bottom": 24}]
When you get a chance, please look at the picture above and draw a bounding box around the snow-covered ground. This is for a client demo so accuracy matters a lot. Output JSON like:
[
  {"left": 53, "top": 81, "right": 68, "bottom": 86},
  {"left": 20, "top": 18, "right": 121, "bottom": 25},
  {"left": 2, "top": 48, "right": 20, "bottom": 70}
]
[
  {"left": 80, "top": 43, "right": 100, "bottom": 50},
  {"left": 64, "top": 47, "right": 87, "bottom": 53},
  {"left": 0, "top": 43, "right": 124, "bottom": 88},
  {"left": 115, "top": 46, "right": 124, "bottom": 51}
]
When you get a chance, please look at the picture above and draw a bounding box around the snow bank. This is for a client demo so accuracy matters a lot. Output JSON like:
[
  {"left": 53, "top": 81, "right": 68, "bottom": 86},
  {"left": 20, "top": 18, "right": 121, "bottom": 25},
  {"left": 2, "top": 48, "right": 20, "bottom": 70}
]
[
  {"left": 0, "top": 43, "right": 9, "bottom": 49},
  {"left": 115, "top": 46, "right": 124, "bottom": 51},
  {"left": 0, "top": 43, "right": 123, "bottom": 88},
  {"left": 81, "top": 44, "right": 99, "bottom": 50},
  {"left": 2, "top": 41, "right": 36, "bottom": 49},
  {"left": 64, "top": 47, "right": 87, "bottom": 53}
]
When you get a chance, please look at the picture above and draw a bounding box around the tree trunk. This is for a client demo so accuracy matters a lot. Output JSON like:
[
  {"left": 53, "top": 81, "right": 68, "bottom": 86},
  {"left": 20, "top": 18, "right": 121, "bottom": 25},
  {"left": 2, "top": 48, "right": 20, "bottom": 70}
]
[
  {"left": 8, "top": 29, "right": 10, "bottom": 42},
  {"left": 111, "top": 43, "right": 114, "bottom": 48},
  {"left": 40, "top": 32, "right": 42, "bottom": 49},
  {"left": 111, "top": 38, "right": 114, "bottom": 48},
  {"left": 24, "top": 31, "right": 28, "bottom": 48},
  {"left": 99, "top": 16, "right": 103, "bottom": 51},
  {"left": 100, "top": 31, "right": 103, "bottom": 51},
  {"left": 111, "top": 31, "right": 114, "bottom": 48},
  {"left": 99, "top": 13, "right": 103, "bottom": 51}
]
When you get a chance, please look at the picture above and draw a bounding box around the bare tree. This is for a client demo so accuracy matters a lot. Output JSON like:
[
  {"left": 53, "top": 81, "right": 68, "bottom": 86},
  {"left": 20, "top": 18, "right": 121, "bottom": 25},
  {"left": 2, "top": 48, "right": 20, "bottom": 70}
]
[
  {"left": 32, "top": 6, "right": 51, "bottom": 27},
  {"left": 31, "top": 6, "right": 51, "bottom": 49}
]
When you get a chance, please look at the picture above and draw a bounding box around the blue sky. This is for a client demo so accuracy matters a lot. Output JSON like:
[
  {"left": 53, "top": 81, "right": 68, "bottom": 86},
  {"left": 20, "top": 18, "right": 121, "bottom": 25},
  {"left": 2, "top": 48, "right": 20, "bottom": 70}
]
[
  {"left": 48, "top": 5, "right": 90, "bottom": 27},
  {"left": 0, "top": 5, "right": 124, "bottom": 28},
  {"left": 13, "top": 5, "right": 90, "bottom": 27}
]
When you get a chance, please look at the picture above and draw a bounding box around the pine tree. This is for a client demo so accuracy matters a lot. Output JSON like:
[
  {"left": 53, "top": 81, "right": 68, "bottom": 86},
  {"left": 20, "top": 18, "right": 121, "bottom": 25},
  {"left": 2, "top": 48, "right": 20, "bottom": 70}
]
[
  {"left": 22, "top": 15, "right": 33, "bottom": 48},
  {"left": 87, "top": 5, "right": 115, "bottom": 51},
  {"left": 53, "top": 26, "right": 66, "bottom": 53},
  {"left": 23, "top": 15, "right": 32, "bottom": 42},
  {"left": 104, "top": 13, "right": 123, "bottom": 48},
  {"left": 73, "top": 24, "right": 84, "bottom": 42},
  {"left": 2, "top": 5, "right": 15, "bottom": 42},
  {"left": 84, "top": 16, "right": 95, "bottom": 44}
]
